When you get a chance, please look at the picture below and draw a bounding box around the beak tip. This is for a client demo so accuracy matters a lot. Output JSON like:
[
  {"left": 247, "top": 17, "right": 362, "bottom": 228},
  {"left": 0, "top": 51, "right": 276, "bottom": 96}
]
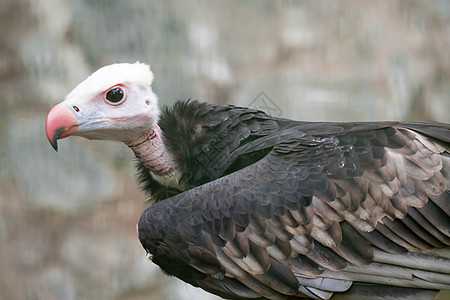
[
  {"left": 48, "top": 127, "right": 66, "bottom": 152},
  {"left": 46, "top": 132, "right": 58, "bottom": 151},
  {"left": 51, "top": 140, "right": 58, "bottom": 152},
  {"left": 46, "top": 103, "right": 78, "bottom": 152}
]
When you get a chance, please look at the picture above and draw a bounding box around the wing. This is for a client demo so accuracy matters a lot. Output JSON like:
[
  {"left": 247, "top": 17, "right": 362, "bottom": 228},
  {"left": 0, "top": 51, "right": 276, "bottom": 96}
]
[{"left": 138, "top": 122, "right": 450, "bottom": 299}]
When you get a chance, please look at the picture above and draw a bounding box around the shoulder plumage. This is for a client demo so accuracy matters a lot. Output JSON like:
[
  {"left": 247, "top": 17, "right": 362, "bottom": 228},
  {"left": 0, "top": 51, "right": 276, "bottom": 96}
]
[
  {"left": 158, "top": 100, "right": 219, "bottom": 163},
  {"left": 158, "top": 100, "right": 281, "bottom": 186}
]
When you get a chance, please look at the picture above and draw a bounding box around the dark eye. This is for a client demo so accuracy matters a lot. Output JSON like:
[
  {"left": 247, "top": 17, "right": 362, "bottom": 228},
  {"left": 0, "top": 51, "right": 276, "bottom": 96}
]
[{"left": 106, "top": 87, "right": 124, "bottom": 103}]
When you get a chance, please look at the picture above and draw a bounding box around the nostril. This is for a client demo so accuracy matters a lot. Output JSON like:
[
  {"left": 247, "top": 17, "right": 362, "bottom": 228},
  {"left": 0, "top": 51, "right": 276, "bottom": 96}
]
[{"left": 73, "top": 106, "right": 80, "bottom": 112}]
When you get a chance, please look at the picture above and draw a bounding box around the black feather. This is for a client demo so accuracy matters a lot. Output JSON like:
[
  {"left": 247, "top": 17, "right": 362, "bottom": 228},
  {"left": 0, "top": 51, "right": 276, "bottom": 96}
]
[{"left": 134, "top": 101, "right": 450, "bottom": 299}]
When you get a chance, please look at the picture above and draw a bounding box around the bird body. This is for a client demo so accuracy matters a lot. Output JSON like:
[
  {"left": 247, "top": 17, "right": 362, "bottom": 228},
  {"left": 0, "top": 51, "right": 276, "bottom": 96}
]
[{"left": 46, "top": 63, "right": 450, "bottom": 299}]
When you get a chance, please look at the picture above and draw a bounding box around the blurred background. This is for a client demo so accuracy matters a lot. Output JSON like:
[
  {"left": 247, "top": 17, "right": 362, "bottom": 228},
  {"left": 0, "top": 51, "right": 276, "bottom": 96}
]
[{"left": 0, "top": 0, "right": 449, "bottom": 299}]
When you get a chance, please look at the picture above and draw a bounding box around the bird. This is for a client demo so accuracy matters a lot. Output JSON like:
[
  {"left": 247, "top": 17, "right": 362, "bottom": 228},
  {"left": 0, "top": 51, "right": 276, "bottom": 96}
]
[{"left": 45, "top": 62, "right": 450, "bottom": 300}]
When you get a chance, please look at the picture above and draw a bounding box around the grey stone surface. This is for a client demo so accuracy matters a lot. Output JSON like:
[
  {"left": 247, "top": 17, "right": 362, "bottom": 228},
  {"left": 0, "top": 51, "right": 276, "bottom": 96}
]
[{"left": 5, "top": 116, "right": 118, "bottom": 213}]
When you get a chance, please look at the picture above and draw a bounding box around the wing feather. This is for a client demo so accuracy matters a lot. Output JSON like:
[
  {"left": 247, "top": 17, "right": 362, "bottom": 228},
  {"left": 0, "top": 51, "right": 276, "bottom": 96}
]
[{"left": 138, "top": 122, "right": 449, "bottom": 299}]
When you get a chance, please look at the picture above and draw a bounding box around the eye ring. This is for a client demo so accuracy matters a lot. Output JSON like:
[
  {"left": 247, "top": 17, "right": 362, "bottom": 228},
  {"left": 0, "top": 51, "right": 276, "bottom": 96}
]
[{"left": 105, "top": 86, "right": 126, "bottom": 105}]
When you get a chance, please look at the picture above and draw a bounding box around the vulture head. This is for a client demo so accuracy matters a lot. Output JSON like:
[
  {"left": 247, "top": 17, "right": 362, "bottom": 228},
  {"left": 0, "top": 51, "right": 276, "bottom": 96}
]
[{"left": 45, "top": 62, "right": 159, "bottom": 150}]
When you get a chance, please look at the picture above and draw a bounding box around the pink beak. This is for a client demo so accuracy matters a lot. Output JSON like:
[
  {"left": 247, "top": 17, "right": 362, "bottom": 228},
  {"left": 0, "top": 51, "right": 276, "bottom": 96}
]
[{"left": 45, "top": 103, "right": 79, "bottom": 151}]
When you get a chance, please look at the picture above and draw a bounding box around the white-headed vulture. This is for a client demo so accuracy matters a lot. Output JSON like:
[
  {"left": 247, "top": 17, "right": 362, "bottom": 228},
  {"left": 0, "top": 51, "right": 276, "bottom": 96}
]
[{"left": 46, "top": 62, "right": 450, "bottom": 300}]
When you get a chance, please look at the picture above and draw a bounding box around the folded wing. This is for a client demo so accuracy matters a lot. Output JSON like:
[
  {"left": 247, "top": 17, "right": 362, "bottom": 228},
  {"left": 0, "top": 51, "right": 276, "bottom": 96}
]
[{"left": 139, "top": 122, "right": 450, "bottom": 299}]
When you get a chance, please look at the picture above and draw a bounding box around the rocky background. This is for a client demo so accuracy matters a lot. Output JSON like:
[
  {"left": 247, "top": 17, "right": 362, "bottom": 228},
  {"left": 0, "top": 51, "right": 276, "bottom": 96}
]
[{"left": 0, "top": 1, "right": 449, "bottom": 299}]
